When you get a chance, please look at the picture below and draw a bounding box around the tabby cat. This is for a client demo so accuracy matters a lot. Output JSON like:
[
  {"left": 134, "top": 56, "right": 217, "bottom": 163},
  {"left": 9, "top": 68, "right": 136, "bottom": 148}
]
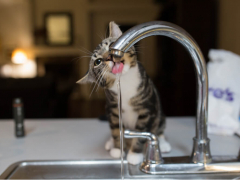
[{"left": 78, "top": 21, "right": 171, "bottom": 165}]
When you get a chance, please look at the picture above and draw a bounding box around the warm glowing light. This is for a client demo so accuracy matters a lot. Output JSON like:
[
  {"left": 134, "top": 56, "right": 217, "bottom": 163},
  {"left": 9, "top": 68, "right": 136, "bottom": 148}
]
[
  {"left": 15, "top": 60, "right": 37, "bottom": 78},
  {"left": 11, "top": 49, "right": 28, "bottom": 64},
  {"left": 1, "top": 60, "right": 37, "bottom": 78},
  {"left": 1, "top": 64, "right": 13, "bottom": 77}
]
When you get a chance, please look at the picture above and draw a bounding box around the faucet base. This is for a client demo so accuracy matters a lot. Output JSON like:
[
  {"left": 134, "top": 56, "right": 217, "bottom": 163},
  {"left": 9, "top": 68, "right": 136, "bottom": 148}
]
[
  {"left": 139, "top": 155, "right": 239, "bottom": 175},
  {"left": 191, "top": 137, "right": 212, "bottom": 164}
]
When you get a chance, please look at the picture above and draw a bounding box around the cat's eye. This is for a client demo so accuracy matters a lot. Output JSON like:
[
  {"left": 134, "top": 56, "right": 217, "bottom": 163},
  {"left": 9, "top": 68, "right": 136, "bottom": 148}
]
[{"left": 94, "top": 58, "right": 102, "bottom": 66}]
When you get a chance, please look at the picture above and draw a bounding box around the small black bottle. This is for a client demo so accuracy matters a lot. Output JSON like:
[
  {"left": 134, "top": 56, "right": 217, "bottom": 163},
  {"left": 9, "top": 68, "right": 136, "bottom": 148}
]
[{"left": 13, "top": 98, "right": 25, "bottom": 137}]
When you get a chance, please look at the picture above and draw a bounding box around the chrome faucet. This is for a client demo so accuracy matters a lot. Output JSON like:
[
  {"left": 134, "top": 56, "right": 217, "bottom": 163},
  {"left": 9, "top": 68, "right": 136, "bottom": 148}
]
[
  {"left": 109, "top": 21, "right": 229, "bottom": 174},
  {"left": 110, "top": 21, "right": 211, "bottom": 164}
]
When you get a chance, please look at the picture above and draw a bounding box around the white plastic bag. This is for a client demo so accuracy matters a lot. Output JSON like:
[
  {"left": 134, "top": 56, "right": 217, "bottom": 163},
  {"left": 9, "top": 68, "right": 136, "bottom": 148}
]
[{"left": 207, "top": 49, "right": 240, "bottom": 136}]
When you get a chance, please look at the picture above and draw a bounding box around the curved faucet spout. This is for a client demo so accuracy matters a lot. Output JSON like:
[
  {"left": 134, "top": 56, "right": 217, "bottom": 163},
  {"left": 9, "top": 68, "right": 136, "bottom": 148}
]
[{"left": 109, "top": 21, "right": 212, "bottom": 164}]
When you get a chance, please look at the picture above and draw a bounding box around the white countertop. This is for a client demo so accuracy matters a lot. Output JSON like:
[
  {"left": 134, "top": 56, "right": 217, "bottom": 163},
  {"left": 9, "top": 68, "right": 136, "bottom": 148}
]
[{"left": 0, "top": 117, "right": 239, "bottom": 175}]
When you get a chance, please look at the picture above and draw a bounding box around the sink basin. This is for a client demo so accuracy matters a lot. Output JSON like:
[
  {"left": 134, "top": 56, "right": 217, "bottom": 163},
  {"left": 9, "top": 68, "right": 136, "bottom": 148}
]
[{"left": 2, "top": 156, "right": 240, "bottom": 179}]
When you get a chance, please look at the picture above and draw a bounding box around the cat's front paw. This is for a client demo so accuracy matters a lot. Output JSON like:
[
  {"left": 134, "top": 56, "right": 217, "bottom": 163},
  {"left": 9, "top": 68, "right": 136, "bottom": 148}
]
[
  {"left": 127, "top": 150, "right": 143, "bottom": 165},
  {"left": 110, "top": 148, "right": 121, "bottom": 158},
  {"left": 159, "top": 134, "right": 171, "bottom": 153},
  {"left": 105, "top": 137, "right": 114, "bottom": 151}
]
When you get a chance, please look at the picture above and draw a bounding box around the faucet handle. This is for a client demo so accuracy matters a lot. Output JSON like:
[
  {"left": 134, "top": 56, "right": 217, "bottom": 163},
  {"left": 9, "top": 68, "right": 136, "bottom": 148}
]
[
  {"left": 124, "top": 130, "right": 158, "bottom": 142},
  {"left": 124, "top": 130, "right": 164, "bottom": 164}
]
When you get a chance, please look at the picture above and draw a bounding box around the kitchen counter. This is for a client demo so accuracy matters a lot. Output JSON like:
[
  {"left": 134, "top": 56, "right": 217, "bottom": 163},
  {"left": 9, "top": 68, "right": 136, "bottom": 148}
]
[{"left": 0, "top": 117, "right": 239, "bottom": 175}]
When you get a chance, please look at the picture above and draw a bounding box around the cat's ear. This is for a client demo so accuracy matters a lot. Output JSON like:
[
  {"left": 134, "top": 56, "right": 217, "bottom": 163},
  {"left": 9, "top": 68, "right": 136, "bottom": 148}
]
[
  {"left": 76, "top": 70, "right": 94, "bottom": 84},
  {"left": 109, "top": 21, "right": 122, "bottom": 38}
]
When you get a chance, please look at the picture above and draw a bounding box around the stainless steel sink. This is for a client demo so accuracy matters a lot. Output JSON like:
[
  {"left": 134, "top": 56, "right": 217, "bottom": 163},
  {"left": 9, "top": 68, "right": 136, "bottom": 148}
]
[{"left": 2, "top": 156, "right": 240, "bottom": 179}]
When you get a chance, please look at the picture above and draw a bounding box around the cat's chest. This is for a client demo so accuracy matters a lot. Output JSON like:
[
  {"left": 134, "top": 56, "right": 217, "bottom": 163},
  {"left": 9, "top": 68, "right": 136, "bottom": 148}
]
[{"left": 109, "top": 65, "right": 141, "bottom": 129}]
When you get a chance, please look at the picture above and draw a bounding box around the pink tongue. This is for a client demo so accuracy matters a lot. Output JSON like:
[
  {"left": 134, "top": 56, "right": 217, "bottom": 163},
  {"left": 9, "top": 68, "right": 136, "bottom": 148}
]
[{"left": 112, "top": 62, "right": 124, "bottom": 74}]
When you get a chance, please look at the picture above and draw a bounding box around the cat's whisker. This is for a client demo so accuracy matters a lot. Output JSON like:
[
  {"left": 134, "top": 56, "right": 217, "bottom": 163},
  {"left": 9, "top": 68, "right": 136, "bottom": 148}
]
[
  {"left": 96, "top": 68, "right": 108, "bottom": 92},
  {"left": 95, "top": 65, "right": 107, "bottom": 80},
  {"left": 100, "top": 69, "right": 108, "bottom": 83},
  {"left": 95, "top": 70, "right": 103, "bottom": 79},
  {"left": 79, "top": 56, "right": 92, "bottom": 60},
  {"left": 89, "top": 82, "right": 98, "bottom": 98},
  {"left": 89, "top": 77, "right": 101, "bottom": 97},
  {"left": 95, "top": 65, "right": 108, "bottom": 88},
  {"left": 89, "top": 81, "right": 94, "bottom": 90},
  {"left": 71, "top": 56, "right": 81, "bottom": 63},
  {"left": 93, "top": 70, "right": 106, "bottom": 91},
  {"left": 79, "top": 48, "right": 92, "bottom": 54},
  {"left": 97, "top": 65, "right": 108, "bottom": 83},
  {"left": 82, "top": 47, "right": 93, "bottom": 55},
  {"left": 71, "top": 56, "right": 92, "bottom": 64},
  {"left": 89, "top": 66, "right": 107, "bottom": 97},
  {"left": 79, "top": 50, "right": 92, "bottom": 56},
  {"left": 95, "top": 71, "right": 105, "bottom": 90},
  {"left": 78, "top": 47, "right": 93, "bottom": 56}
]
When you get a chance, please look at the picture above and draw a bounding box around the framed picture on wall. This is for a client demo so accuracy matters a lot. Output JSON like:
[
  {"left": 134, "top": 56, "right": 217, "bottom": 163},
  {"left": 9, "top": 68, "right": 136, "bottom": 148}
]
[{"left": 44, "top": 12, "right": 73, "bottom": 46}]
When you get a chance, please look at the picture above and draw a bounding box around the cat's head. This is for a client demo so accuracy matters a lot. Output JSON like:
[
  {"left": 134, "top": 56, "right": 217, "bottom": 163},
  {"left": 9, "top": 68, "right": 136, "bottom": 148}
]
[{"left": 77, "top": 21, "right": 137, "bottom": 88}]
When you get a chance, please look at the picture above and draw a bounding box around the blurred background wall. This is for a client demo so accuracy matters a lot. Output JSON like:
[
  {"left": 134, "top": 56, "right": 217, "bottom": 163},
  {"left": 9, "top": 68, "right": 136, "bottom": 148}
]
[{"left": 0, "top": 0, "right": 239, "bottom": 119}]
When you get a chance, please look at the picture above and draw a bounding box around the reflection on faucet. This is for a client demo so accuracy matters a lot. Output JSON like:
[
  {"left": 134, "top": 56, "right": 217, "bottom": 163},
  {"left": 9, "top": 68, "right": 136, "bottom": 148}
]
[{"left": 110, "top": 21, "right": 211, "bottom": 165}]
